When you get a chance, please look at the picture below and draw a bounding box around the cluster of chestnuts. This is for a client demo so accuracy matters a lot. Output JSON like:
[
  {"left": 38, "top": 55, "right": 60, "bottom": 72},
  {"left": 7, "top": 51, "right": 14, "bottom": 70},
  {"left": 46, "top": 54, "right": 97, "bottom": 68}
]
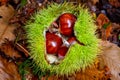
[{"left": 45, "top": 13, "right": 82, "bottom": 64}]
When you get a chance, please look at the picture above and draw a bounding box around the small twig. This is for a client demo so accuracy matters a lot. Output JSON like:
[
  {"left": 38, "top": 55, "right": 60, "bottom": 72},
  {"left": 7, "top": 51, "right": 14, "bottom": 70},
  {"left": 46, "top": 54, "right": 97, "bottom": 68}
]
[{"left": 16, "top": 43, "right": 29, "bottom": 57}]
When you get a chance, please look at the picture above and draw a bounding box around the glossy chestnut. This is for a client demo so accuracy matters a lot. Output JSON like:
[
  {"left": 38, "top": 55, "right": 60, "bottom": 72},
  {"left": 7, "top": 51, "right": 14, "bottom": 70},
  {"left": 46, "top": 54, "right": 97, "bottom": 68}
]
[
  {"left": 46, "top": 32, "right": 63, "bottom": 54},
  {"left": 67, "top": 36, "right": 76, "bottom": 45},
  {"left": 58, "top": 46, "right": 68, "bottom": 58},
  {"left": 59, "top": 13, "right": 77, "bottom": 36}
]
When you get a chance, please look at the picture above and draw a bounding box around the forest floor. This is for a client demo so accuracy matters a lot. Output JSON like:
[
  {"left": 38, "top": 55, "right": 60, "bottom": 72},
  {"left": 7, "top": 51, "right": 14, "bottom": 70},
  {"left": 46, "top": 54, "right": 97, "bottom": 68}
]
[{"left": 0, "top": 0, "right": 120, "bottom": 80}]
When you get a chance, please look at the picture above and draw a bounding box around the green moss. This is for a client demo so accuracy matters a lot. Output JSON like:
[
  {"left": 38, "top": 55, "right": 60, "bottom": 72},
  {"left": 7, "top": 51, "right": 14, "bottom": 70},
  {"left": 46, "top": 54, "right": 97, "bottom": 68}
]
[{"left": 25, "top": 3, "right": 99, "bottom": 76}]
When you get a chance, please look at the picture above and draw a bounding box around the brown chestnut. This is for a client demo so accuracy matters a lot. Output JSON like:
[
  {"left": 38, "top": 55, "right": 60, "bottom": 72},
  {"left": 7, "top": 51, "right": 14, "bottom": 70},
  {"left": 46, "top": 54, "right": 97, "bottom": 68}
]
[
  {"left": 46, "top": 32, "right": 63, "bottom": 54},
  {"left": 59, "top": 13, "right": 77, "bottom": 36}
]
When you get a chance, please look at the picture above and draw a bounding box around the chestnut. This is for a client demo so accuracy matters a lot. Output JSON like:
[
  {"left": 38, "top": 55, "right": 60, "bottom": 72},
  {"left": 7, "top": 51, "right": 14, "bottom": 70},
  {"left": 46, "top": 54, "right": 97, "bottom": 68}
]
[
  {"left": 67, "top": 37, "right": 76, "bottom": 45},
  {"left": 59, "top": 13, "right": 77, "bottom": 36},
  {"left": 46, "top": 32, "right": 63, "bottom": 54},
  {"left": 58, "top": 46, "right": 68, "bottom": 59}
]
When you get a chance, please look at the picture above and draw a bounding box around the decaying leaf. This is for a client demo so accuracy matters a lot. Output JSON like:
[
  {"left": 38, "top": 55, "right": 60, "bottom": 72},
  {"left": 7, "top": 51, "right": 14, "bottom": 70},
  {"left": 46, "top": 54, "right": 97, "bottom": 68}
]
[
  {"left": 0, "top": 4, "right": 17, "bottom": 45},
  {"left": 109, "top": 0, "right": 120, "bottom": 7},
  {"left": 91, "top": 0, "right": 99, "bottom": 5},
  {"left": 39, "top": 59, "right": 110, "bottom": 80},
  {"left": 0, "top": 4, "right": 14, "bottom": 22},
  {"left": 0, "top": 22, "right": 16, "bottom": 45},
  {"left": 96, "top": 13, "right": 112, "bottom": 40},
  {"left": 99, "top": 41, "right": 120, "bottom": 80},
  {"left": 105, "top": 23, "right": 112, "bottom": 39},
  {"left": 108, "top": 23, "right": 120, "bottom": 46},
  {"left": 0, "top": 0, "right": 8, "bottom": 5},
  {"left": 74, "top": 59, "right": 111, "bottom": 80},
  {"left": 0, "top": 56, "right": 21, "bottom": 80},
  {"left": 96, "top": 13, "right": 110, "bottom": 28},
  {"left": 0, "top": 41, "right": 22, "bottom": 59}
]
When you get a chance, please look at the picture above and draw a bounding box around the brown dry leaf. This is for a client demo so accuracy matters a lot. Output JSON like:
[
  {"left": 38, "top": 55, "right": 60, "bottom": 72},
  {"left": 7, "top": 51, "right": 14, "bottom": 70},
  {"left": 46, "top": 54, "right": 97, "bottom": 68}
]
[
  {"left": 41, "top": 75, "right": 60, "bottom": 80},
  {"left": 99, "top": 41, "right": 120, "bottom": 80},
  {"left": 96, "top": 13, "right": 110, "bottom": 28},
  {"left": 108, "top": 23, "right": 120, "bottom": 46},
  {"left": 105, "top": 24, "right": 112, "bottom": 39},
  {"left": 0, "top": 22, "right": 16, "bottom": 45},
  {"left": 0, "top": 4, "right": 16, "bottom": 45},
  {"left": 0, "top": 4, "right": 15, "bottom": 22},
  {"left": 96, "top": 13, "right": 112, "bottom": 40},
  {"left": 24, "top": 72, "right": 37, "bottom": 80},
  {"left": 41, "top": 59, "right": 110, "bottom": 80},
  {"left": 75, "top": 62, "right": 110, "bottom": 80},
  {"left": 0, "top": 56, "right": 21, "bottom": 80},
  {"left": 0, "top": 0, "right": 8, "bottom": 5},
  {"left": 91, "top": 0, "right": 99, "bottom": 5},
  {"left": 109, "top": 0, "right": 120, "bottom": 7},
  {"left": 112, "top": 23, "right": 120, "bottom": 30},
  {"left": 75, "top": 67, "right": 101, "bottom": 80},
  {"left": 0, "top": 41, "right": 22, "bottom": 59}
]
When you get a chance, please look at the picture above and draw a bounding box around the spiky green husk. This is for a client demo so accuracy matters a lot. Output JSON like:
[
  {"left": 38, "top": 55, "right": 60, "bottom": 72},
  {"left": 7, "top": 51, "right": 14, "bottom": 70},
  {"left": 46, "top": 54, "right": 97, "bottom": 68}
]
[{"left": 25, "top": 3, "right": 99, "bottom": 76}]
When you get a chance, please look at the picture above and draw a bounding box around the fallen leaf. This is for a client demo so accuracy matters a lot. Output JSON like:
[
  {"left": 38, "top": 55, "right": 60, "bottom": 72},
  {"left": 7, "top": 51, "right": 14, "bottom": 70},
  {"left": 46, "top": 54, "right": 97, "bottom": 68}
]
[
  {"left": 108, "top": 23, "right": 120, "bottom": 46},
  {"left": 109, "top": 0, "right": 120, "bottom": 7},
  {"left": 91, "top": 0, "right": 99, "bottom": 5},
  {"left": 40, "top": 60, "right": 110, "bottom": 80},
  {"left": 96, "top": 13, "right": 112, "bottom": 40},
  {"left": 96, "top": 13, "right": 110, "bottom": 28},
  {"left": 75, "top": 62, "right": 111, "bottom": 80},
  {"left": 0, "top": 56, "right": 21, "bottom": 80},
  {"left": 99, "top": 41, "right": 120, "bottom": 80},
  {"left": 0, "top": 4, "right": 15, "bottom": 22},
  {"left": 0, "top": 22, "right": 16, "bottom": 45},
  {"left": 0, "top": 0, "right": 8, "bottom": 5},
  {"left": 0, "top": 41, "right": 22, "bottom": 59},
  {"left": 0, "top": 4, "right": 17, "bottom": 45},
  {"left": 112, "top": 23, "right": 120, "bottom": 31},
  {"left": 105, "top": 24, "right": 112, "bottom": 39}
]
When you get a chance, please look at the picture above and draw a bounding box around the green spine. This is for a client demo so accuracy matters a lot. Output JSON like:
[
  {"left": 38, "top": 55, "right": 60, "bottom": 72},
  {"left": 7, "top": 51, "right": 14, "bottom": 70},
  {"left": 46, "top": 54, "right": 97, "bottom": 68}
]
[{"left": 25, "top": 3, "right": 99, "bottom": 76}]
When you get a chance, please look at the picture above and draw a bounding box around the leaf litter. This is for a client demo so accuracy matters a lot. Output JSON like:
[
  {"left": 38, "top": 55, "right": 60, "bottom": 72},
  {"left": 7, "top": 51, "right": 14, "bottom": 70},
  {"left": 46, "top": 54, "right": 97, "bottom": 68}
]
[{"left": 0, "top": 0, "right": 120, "bottom": 80}]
